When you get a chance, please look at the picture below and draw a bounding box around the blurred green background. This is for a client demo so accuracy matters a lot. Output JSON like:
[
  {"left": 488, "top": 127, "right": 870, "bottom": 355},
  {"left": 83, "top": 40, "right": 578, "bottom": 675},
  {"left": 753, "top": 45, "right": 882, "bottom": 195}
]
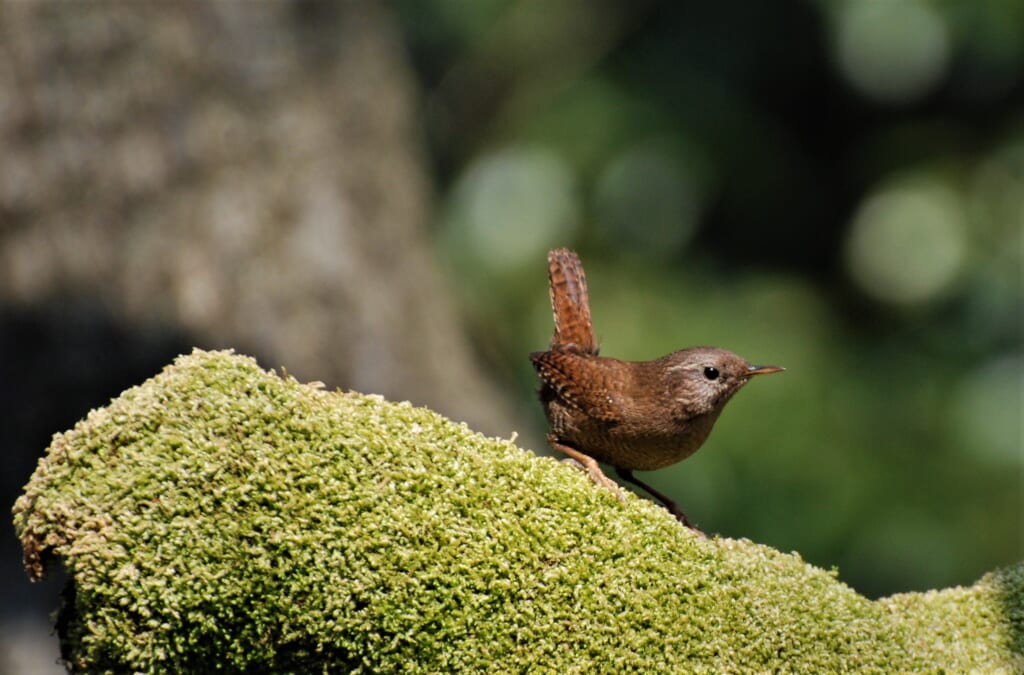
[
  {"left": 4, "top": 2, "right": 1020, "bottom": 670},
  {"left": 397, "top": 0, "right": 1022, "bottom": 599},
  {"left": 1, "top": 6, "right": 1020, "bottom": 653}
]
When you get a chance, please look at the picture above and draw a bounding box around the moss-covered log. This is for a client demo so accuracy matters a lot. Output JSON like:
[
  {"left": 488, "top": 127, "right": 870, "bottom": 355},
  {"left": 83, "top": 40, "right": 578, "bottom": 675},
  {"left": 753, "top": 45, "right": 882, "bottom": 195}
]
[{"left": 13, "top": 350, "right": 1023, "bottom": 672}]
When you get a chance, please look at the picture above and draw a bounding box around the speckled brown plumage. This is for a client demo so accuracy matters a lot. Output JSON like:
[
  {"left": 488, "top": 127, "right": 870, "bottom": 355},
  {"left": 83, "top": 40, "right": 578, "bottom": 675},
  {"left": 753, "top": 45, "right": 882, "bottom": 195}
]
[
  {"left": 546, "top": 247, "right": 598, "bottom": 355},
  {"left": 530, "top": 248, "right": 783, "bottom": 529}
]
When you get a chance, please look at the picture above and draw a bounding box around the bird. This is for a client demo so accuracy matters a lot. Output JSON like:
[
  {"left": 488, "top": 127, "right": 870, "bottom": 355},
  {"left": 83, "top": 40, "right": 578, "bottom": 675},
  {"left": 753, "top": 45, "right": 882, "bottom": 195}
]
[{"left": 530, "top": 248, "right": 783, "bottom": 529}]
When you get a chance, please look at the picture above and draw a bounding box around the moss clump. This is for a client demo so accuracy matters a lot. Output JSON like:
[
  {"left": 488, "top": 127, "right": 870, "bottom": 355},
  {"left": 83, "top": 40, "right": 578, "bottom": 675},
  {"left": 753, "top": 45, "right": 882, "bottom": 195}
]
[{"left": 13, "top": 349, "right": 1024, "bottom": 672}]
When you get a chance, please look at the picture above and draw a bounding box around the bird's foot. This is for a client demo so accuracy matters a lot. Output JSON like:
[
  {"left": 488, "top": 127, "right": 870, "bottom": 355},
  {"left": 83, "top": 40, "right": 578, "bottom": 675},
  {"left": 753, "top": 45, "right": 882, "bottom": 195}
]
[
  {"left": 558, "top": 458, "right": 624, "bottom": 502},
  {"left": 613, "top": 467, "right": 705, "bottom": 535},
  {"left": 664, "top": 502, "right": 704, "bottom": 536}
]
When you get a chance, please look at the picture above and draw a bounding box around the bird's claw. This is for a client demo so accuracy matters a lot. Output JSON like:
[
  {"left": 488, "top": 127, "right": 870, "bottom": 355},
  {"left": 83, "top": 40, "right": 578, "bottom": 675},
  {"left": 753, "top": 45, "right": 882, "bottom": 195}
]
[{"left": 561, "top": 457, "right": 624, "bottom": 502}]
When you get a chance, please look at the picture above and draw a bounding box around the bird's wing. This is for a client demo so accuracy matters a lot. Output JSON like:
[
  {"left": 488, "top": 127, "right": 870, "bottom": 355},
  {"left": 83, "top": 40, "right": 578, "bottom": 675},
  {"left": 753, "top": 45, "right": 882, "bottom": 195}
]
[{"left": 529, "top": 350, "right": 620, "bottom": 423}]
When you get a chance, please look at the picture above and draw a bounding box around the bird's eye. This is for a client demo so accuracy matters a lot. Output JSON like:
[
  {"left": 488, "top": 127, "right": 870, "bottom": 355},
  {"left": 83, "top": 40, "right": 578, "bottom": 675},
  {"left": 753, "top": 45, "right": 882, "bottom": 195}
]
[{"left": 703, "top": 366, "right": 720, "bottom": 381}]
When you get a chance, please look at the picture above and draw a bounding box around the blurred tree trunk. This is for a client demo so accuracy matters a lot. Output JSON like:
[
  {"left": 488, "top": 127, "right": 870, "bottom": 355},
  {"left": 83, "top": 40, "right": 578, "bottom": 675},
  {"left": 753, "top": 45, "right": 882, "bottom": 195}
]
[
  {"left": 0, "top": 9, "right": 528, "bottom": 666},
  {"left": 0, "top": 0, "right": 521, "bottom": 437}
]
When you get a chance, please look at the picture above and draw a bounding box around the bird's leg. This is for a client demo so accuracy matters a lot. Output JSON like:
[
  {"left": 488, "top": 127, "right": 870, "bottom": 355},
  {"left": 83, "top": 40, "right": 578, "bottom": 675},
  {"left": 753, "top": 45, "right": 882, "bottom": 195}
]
[
  {"left": 615, "top": 468, "right": 702, "bottom": 533},
  {"left": 547, "top": 435, "right": 625, "bottom": 502}
]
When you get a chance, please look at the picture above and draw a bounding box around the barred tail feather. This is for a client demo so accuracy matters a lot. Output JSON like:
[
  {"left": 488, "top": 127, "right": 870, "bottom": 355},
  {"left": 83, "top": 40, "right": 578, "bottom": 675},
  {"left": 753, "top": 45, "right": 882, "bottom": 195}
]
[{"left": 547, "top": 248, "right": 598, "bottom": 355}]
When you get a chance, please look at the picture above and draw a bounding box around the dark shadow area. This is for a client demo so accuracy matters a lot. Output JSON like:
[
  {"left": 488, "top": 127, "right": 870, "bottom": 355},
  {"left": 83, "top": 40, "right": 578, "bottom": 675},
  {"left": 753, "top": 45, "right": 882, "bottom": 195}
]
[
  {"left": 1, "top": 299, "right": 198, "bottom": 629},
  {"left": 995, "top": 564, "right": 1024, "bottom": 662}
]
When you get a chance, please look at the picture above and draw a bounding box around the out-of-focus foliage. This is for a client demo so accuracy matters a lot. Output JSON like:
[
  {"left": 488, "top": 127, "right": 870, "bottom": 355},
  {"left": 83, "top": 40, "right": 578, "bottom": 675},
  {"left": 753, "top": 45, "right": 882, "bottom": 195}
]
[{"left": 394, "top": 0, "right": 1023, "bottom": 598}]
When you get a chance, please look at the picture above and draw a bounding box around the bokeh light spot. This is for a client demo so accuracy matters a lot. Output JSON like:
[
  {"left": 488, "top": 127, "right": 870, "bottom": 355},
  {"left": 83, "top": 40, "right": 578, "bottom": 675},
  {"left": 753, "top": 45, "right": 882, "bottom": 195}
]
[
  {"left": 443, "top": 145, "right": 579, "bottom": 269},
  {"left": 593, "top": 142, "right": 702, "bottom": 257},
  {"left": 952, "top": 354, "right": 1023, "bottom": 468},
  {"left": 834, "top": 0, "right": 951, "bottom": 104},
  {"left": 844, "top": 177, "right": 967, "bottom": 307}
]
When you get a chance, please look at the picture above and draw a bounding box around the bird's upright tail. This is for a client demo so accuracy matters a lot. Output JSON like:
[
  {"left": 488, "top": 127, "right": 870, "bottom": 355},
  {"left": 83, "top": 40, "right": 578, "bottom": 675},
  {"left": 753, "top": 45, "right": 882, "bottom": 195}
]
[{"left": 547, "top": 248, "right": 598, "bottom": 355}]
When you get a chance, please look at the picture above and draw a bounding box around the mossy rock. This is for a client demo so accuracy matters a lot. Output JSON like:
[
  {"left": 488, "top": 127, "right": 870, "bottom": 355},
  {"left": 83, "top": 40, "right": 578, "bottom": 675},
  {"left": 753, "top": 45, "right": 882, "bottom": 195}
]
[{"left": 13, "top": 349, "right": 1024, "bottom": 672}]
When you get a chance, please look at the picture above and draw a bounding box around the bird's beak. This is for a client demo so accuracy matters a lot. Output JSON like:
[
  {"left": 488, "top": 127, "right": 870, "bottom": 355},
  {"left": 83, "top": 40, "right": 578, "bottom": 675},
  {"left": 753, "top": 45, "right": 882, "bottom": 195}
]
[{"left": 747, "top": 364, "right": 785, "bottom": 376}]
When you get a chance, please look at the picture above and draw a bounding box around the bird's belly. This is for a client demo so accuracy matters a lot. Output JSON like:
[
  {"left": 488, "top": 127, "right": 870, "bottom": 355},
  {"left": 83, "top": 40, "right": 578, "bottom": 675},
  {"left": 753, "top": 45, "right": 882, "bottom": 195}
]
[
  {"left": 588, "top": 430, "right": 703, "bottom": 471},
  {"left": 550, "top": 405, "right": 718, "bottom": 471}
]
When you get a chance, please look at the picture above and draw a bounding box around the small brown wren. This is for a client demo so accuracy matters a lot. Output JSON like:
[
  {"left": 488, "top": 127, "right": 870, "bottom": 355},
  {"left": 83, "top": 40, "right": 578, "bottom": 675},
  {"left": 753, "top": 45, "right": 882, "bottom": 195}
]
[{"left": 530, "top": 248, "right": 783, "bottom": 530}]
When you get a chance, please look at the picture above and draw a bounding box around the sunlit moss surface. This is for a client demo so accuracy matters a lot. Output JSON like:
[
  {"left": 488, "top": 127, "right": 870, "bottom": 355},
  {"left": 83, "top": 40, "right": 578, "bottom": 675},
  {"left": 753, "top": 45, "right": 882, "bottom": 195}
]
[{"left": 13, "top": 350, "right": 1023, "bottom": 672}]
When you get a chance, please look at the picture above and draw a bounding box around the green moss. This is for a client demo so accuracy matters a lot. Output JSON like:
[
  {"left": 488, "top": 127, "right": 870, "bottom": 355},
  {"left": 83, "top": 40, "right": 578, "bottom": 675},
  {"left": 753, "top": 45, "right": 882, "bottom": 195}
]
[{"left": 13, "top": 349, "right": 1024, "bottom": 672}]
